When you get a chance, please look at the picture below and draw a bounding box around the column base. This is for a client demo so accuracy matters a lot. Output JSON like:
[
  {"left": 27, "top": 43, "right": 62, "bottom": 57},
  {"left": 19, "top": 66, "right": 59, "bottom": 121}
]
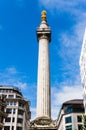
[{"left": 30, "top": 116, "right": 56, "bottom": 130}]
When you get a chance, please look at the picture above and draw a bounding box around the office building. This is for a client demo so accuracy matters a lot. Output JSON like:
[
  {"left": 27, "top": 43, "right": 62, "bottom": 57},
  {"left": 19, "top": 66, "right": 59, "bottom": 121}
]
[
  {"left": 57, "top": 99, "right": 84, "bottom": 130},
  {"left": 0, "top": 85, "right": 31, "bottom": 130},
  {"left": 0, "top": 95, "right": 7, "bottom": 130},
  {"left": 79, "top": 29, "right": 86, "bottom": 114}
]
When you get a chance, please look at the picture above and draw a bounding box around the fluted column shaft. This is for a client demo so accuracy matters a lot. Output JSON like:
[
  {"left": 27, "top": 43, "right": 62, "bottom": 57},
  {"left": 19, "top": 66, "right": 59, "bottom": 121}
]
[{"left": 36, "top": 38, "right": 51, "bottom": 118}]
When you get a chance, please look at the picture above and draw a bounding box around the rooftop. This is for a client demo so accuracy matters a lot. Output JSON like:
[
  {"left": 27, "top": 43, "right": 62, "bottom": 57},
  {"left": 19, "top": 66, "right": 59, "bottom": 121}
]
[{"left": 0, "top": 85, "right": 22, "bottom": 96}]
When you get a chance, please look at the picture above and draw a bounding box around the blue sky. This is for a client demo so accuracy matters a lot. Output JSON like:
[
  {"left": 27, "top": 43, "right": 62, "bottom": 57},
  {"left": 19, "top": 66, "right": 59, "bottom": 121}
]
[{"left": 0, "top": 0, "right": 86, "bottom": 119}]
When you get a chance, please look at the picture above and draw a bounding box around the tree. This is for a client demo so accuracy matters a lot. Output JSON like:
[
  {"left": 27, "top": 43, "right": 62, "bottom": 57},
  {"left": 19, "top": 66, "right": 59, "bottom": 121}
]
[
  {"left": 81, "top": 115, "right": 86, "bottom": 130},
  {"left": 74, "top": 115, "right": 86, "bottom": 130}
]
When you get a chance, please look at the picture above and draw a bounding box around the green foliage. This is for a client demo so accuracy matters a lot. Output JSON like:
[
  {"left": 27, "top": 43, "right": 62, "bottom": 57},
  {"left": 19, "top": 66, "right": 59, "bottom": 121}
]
[
  {"left": 79, "top": 115, "right": 86, "bottom": 130},
  {"left": 74, "top": 115, "right": 86, "bottom": 130}
]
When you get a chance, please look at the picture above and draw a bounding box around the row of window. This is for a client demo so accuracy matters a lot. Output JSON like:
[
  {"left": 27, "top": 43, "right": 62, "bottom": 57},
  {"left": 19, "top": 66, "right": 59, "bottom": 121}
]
[
  {"left": 6, "top": 108, "right": 24, "bottom": 115},
  {"left": 6, "top": 101, "right": 17, "bottom": 106},
  {"left": 4, "top": 126, "right": 22, "bottom": 130},
  {"left": 65, "top": 115, "right": 82, "bottom": 124},
  {"left": 8, "top": 95, "right": 21, "bottom": 98},
  {"left": 6, "top": 108, "right": 16, "bottom": 114},
  {"left": 0, "top": 94, "right": 22, "bottom": 99},
  {"left": 64, "top": 104, "right": 84, "bottom": 114},
  {"left": 0, "top": 90, "right": 13, "bottom": 93},
  {"left": 5, "top": 117, "right": 23, "bottom": 123},
  {"left": 65, "top": 125, "right": 83, "bottom": 130},
  {"left": 6, "top": 101, "right": 24, "bottom": 107}
]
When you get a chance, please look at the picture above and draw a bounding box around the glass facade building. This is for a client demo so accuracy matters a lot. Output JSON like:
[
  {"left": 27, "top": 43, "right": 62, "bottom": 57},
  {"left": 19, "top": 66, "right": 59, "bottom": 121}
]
[{"left": 57, "top": 99, "right": 84, "bottom": 130}]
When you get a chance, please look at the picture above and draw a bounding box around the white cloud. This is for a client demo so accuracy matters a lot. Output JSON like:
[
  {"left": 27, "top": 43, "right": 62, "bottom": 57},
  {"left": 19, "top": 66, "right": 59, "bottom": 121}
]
[
  {"left": 39, "top": 0, "right": 86, "bottom": 47},
  {"left": 54, "top": 86, "right": 82, "bottom": 105},
  {"left": 51, "top": 85, "right": 83, "bottom": 119},
  {"left": 37, "top": 1, "right": 86, "bottom": 120},
  {"left": 38, "top": 0, "right": 86, "bottom": 14},
  {"left": 6, "top": 67, "right": 18, "bottom": 74},
  {"left": 0, "top": 67, "right": 28, "bottom": 90},
  {"left": 30, "top": 83, "right": 83, "bottom": 120},
  {"left": 13, "top": 82, "right": 27, "bottom": 89},
  {"left": 74, "top": 14, "right": 86, "bottom": 42},
  {"left": 0, "top": 67, "right": 37, "bottom": 120},
  {"left": 30, "top": 107, "right": 36, "bottom": 120},
  {"left": 54, "top": 12, "right": 86, "bottom": 86},
  {"left": 58, "top": 13, "right": 86, "bottom": 48}
]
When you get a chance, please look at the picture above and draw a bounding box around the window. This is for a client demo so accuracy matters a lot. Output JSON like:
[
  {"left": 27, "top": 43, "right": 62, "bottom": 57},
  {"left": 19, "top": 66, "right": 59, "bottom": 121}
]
[
  {"left": 78, "top": 125, "right": 83, "bottom": 130},
  {"left": 0, "top": 106, "right": 4, "bottom": 111},
  {"left": 13, "top": 109, "right": 16, "bottom": 114},
  {"left": 18, "top": 109, "right": 24, "bottom": 115},
  {"left": 4, "top": 126, "right": 10, "bottom": 130},
  {"left": 6, "top": 102, "right": 10, "bottom": 105},
  {"left": 7, "top": 101, "right": 16, "bottom": 106},
  {"left": 6, "top": 108, "right": 12, "bottom": 114},
  {"left": 12, "top": 126, "right": 14, "bottom": 130},
  {"left": 17, "top": 118, "right": 23, "bottom": 123},
  {"left": 3, "top": 94, "right": 7, "bottom": 97},
  {"left": 8, "top": 95, "right": 14, "bottom": 98},
  {"left": 14, "top": 102, "right": 16, "bottom": 106},
  {"left": 65, "top": 108, "right": 73, "bottom": 114},
  {"left": 8, "top": 90, "right": 13, "bottom": 93},
  {"left": 12, "top": 118, "right": 15, "bottom": 122},
  {"left": 5, "top": 117, "right": 11, "bottom": 122},
  {"left": 66, "top": 125, "right": 72, "bottom": 130},
  {"left": 19, "top": 102, "right": 24, "bottom": 108},
  {"left": 0, "top": 116, "right": 3, "bottom": 123},
  {"left": 10, "top": 102, "right": 13, "bottom": 105},
  {"left": 1, "top": 90, "right": 4, "bottom": 92},
  {"left": 16, "top": 95, "right": 21, "bottom": 98},
  {"left": 77, "top": 115, "right": 82, "bottom": 122},
  {"left": 65, "top": 116, "right": 72, "bottom": 123},
  {"left": 16, "top": 127, "right": 22, "bottom": 130}
]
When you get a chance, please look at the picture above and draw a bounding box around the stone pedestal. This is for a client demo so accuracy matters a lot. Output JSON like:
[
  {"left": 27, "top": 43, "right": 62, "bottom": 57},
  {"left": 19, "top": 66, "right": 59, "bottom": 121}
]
[{"left": 30, "top": 117, "right": 56, "bottom": 130}]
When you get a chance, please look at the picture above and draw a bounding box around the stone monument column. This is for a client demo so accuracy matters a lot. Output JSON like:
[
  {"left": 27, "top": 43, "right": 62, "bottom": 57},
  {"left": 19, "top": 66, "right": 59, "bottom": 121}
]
[{"left": 36, "top": 10, "right": 51, "bottom": 119}]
